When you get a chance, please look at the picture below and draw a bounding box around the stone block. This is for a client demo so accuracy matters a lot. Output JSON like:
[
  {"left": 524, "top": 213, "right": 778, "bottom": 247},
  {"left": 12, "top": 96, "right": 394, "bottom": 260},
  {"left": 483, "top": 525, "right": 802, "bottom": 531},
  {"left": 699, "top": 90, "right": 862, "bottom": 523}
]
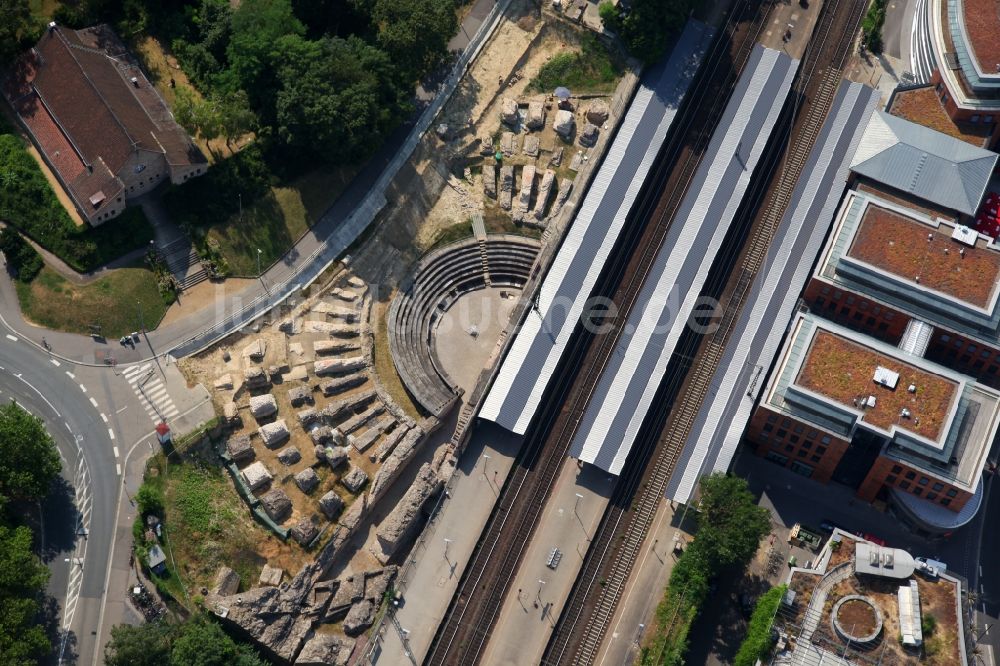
[
  {"left": 241, "top": 461, "right": 272, "bottom": 491},
  {"left": 259, "top": 420, "right": 290, "bottom": 448},
  {"left": 340, "top": 466, "right": 368, "bottom": 494},
  {"left": 227, "top": 434, "right": 254, "bottom": 463},
  {"left": 294, "top": 467, "right": 319, "bottom": 493},
  {"left": 277, "top": 446, "right": 301, "bottom": 466},
  {"left": 249, "top": 394, "right": 278, "bottom": 420},
  {"left": 260, "top": 488, "right": 292, "bottom": 522},
  {"left": 319, "top": 490, "right": 344, "bottom": 519}
]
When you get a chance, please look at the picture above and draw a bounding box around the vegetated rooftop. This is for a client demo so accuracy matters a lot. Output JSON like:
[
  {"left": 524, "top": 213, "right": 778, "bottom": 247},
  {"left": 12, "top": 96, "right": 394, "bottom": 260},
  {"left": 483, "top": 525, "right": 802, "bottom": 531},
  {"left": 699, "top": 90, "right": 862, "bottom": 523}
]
[
  {"left": 962, "top": 0, "right": 1000, "bottom": 75},
  {"left": 848, "top": 204, "right": 1000, "bottom": 308},
  {"left": 888, "top": 87, "right": 993, "bottom": 147},
  {"left": 796, "top": 330, "right": 958, "bottom": 441}
]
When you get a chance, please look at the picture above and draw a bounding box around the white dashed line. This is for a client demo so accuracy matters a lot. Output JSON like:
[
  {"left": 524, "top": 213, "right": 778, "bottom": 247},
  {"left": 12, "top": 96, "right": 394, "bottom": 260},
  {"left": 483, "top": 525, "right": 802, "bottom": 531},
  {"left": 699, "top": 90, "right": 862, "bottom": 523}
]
[
  {"left": 50, "top": 358, "right": 60, "bottom": 366},
  {"left": 65, "top": 422, "right": 72, "bottom": 432},
  {"left": 116, "top": 405, "right": 127, "bottom": 414},
  {"left": 113, "top": 446, "right": 119, "bottom": 458},
  {"left": 65, "top": 370, "right": 75, "bottom": 379},
  {"left": 79, "top": 384, "right": 87, "bottom": 393},
  {"left": 5, "top": 334, "right": 17, "bottom": 342},
  {"left": 100, "top": 413, "right": 108, "bottom": 423},
  {"left": 108, "top": 428, "right": 115, "bottom": 440},
  {"left": 116, "top": 463, "right": 121, "bottom": 476},
  {"left": 89, "top": 397, "right": 98, "bottom": 408}
]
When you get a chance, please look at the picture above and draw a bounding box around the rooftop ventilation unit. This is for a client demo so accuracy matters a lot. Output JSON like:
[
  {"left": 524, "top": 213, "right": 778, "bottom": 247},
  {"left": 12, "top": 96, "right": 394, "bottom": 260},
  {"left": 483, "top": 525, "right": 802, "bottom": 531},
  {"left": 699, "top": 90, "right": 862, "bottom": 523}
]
[
  {"left": 951, "top": 224, "right": 977, "bottom": 247},
  {"left": 908, "top": 384, "right": 917, "bottom": 393},
  {"left": 900, "top": 408, "right": 911, "bottom": 418},
  {"left": 874, "top": 366, "right": 899, "bottom": 389},
  {"left": 866, "top": 395, "right": 877, "bottom": 408},
  {"left": 130, "top": 76, "right": 139, "bottom": 87}
]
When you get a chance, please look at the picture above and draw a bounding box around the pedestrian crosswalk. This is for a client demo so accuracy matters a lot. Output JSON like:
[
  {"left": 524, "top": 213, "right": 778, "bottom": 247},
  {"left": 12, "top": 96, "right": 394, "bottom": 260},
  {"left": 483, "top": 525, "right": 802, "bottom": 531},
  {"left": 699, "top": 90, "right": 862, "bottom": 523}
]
[{"left": 122, "top": 363, "right": 179, "bottom": 424}]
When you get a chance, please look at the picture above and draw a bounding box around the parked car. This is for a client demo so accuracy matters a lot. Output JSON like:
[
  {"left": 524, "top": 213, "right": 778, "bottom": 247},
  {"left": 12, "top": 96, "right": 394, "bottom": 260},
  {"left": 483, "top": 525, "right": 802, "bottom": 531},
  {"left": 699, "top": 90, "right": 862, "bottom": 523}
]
[
  {"left": 863, "top": 533, "right": 887, "bottom": 546},
  {"left": 819, "top": 519, "right": 842, "bottom": 533}
]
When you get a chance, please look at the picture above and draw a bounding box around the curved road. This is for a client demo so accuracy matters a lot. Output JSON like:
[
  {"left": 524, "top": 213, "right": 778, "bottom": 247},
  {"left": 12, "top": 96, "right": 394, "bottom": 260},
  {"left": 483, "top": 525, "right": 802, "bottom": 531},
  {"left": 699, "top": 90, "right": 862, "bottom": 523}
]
[{"left": 0, "top": 339, "right": 117, "bottom": 665}]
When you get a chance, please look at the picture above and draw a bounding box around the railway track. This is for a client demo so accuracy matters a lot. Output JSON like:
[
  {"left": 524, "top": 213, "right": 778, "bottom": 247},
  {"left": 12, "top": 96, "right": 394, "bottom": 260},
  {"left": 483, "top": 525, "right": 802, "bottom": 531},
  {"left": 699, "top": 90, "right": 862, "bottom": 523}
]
[
  {"left": 542, "top": 0, "right": 869, "bottom": 662},
  {"left": 422, "top": 1, "right": 774, "bottom": 663}
]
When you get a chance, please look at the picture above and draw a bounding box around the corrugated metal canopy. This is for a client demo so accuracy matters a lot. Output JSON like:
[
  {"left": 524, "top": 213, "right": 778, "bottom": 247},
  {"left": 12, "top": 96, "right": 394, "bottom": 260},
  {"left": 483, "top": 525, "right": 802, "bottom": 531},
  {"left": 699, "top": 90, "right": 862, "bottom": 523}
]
[
  {"left": 567, "top": 45, "right": 799, "bottom": 475},
  {"left": 850, "top": 110, "right": 998, "bottom": 215},
  {"left": 478, "top": 20, "right": 716, "bottom": 434},
  {"left": 666, "top": 81, "right": 881, "bottom": 503}
]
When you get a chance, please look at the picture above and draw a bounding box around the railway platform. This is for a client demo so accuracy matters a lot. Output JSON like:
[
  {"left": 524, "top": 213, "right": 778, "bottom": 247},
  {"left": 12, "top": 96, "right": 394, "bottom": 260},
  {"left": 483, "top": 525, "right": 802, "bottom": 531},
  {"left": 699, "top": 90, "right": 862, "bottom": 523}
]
[
  {"left": 478, "top": 460, "right": 614, "bottom": 665},
  {"left": 374, "top": 421, "right": 523, "bottom": 664}
]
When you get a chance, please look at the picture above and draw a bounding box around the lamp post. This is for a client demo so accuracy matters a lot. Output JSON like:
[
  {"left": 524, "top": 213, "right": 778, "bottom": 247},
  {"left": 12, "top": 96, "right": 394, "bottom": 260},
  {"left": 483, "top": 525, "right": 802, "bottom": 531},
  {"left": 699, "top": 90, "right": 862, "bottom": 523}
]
[
  {"left": 443, "top": 538, "right": 453, "bottom": 561},
  {"left": 482, "top": 453, "right": 491, "bottom": 477},
  {"left": 574, "top": 493, "right": 584, "bottom": 513},
  {"left": 257, "top": 248, "right": 269, "bottom": 295}
]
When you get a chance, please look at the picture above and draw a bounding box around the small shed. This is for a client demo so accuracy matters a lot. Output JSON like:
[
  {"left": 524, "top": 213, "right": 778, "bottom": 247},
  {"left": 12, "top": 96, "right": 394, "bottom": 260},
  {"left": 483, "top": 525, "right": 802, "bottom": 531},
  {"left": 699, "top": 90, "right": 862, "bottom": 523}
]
[{"left": 148, "top": 544, "right": 167, "bottom": 575}]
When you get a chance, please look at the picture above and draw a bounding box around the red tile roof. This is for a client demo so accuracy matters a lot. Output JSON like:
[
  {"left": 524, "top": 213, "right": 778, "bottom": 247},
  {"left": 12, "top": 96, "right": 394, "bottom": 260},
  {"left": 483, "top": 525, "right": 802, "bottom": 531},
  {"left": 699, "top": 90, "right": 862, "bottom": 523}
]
[
  {"left": 2, "top": 24, "right": 205, "bottom": 219},
  {"left": 963, "top": 0, "right": 1000, "bottom": 75}
]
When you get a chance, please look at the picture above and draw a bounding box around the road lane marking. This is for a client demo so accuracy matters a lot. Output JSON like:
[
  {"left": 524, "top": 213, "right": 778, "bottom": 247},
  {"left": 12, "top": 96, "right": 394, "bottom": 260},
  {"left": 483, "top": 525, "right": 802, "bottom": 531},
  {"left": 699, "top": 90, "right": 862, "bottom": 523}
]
[
  {"left": 79, "top": 384, "right": 87, "bottom": 393},
  {"left": 5, "top": 334, "right": 17, "bottom": 341},
  {"left": 116, "top": 405, "right": 127, "bottom": 413},
  {"left": 100, "top": 413, "right": 108, "bottom": 423},
  {"left": 89, "top": 397, "right": 98, "bottom": 408},
  {"left": 50, "top": 358, "right": 60, "bottom": 366},
  {"left": 108, "top": 428, "right": 115, "bottom": 440},
  {"left": 65, "top": 370, "right": 75, "bottom": 379},
  {"left": 116, "top": 463, "right": 121, "bottom": 476},
  {"left": 113, "top": 446, "right": 119, "bottom": 458}
]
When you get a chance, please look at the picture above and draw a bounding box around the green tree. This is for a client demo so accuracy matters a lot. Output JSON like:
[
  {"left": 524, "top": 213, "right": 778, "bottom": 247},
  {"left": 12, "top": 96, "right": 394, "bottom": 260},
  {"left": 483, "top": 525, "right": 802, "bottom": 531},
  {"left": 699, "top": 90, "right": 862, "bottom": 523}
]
[
  {"left": 0, "top": 227, "right": 43, "bottom": 282},
  {"left": 695, "top": 473, "right": 771, "bottom": 568},
  {"left": 0, "top": 401, "right": 61, "bottom": 509},
  {"left": 0, "top": 0, "right": 33, "bottom": 65},
  {"left": 734, "top": 585, "right": 787, "bottom": 666},
  {"left": 217, "top": 90, "right": 257, "bottom": 148},
  {"left": 135, "top": 482, "right": 164, "bottom": 516},
  {"left": 274, "top": 34, "right": 408, "bottom": 163},
  {"left": 227, "top": 0, "right": 305, "bottom": 112},
  {"left": 104, "top": 622, "right": 173, "bottom": 666},
  {"left": 170, "top": 617, "right": 266, "bottom": 666},
  {"left": 600, "top": 0, "right": 694, "bottom": 64},
  {"left": 371, "top": 0, "right": 456, "bottom": 82},
  {"left": 0, "top": 524, "right": 51, "bottom": 665}
]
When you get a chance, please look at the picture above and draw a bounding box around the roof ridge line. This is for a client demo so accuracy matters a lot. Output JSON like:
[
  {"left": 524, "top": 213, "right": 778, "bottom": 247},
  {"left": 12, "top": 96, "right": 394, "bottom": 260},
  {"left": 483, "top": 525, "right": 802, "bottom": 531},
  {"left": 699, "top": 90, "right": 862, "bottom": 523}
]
[
  {"left": 52, "top": 28, "right": 139, "bottom": 154},
  {"left": 30, "top": 86, "right": 90, "bottom": 170}
]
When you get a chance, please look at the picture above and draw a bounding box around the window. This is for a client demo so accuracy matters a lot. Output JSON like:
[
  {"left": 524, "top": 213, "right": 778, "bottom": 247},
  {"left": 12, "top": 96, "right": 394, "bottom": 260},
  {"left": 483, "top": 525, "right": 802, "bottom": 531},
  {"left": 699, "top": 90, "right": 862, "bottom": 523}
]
[
  {"left": 974, "top": 360, "right": 984, "bottom": 370},
  {"left": 808, "top": 429, "right": 818, "bottom": 439},
  {"left": 985, "top": 115, "right": 994, "bottom": 123},
  {"left": 840, "top": 306, "right": 850, "bottom": 316},
  {"left": 932, "top": 482, "right": 944, "bottom": 492},
  {"left": 821, "top": 286, "right": 831, "bottom": 295},
  {"left": 782, "top": 418, "right": 792, "bottom": 427},
  {"left": 891, "top": 465, "right": 902, "bottom": 474},
  {"left": 982, "top": 349, "right": 991, "bottom": 358},
  {"left": 878, "top": 322, "right": 889, "bottom": 332},
  {"left": 918, "top": 477, "right": 929, "bottom": 486},
  {"left": 886, "top": 475, "right": 897, "bottom": 485},
  {"left": 852, "top": 311, "right": 864, "bottom": 322},
  {"left": 767, "top": 413, "right": 778, "bottom": 424},
  {"left": 971, "top": 114, "right": 980, "bottom": 123},
  {"left": 913, "top": 487, "right": 923, "bottom": 497},
  {"left": 766, "top": 451, "right": 789, "bottom": 465},
  {"left": 935, "top": 82, "right": 943, "bottom": 93},
  {"left": 763, "top": 423, "right": 773, "bottom": 433},
  {"left": 969, "top": 344, "right": 979, "bottom": 354},
  {"left": 810, "top": 454, "right": 821, "bottom": 463},
  {"left": 846, "top": 295, "right": 856, "bottom": 305},
  {"left": 940, "top": 334, "right": 951, "bottom": 343},
  {"left": 946, "top": 488, "right": 958, "bottom": 497},
  {"left": 794, "top": 424, "right": 804, "bottom": 434},
  {"left": 816, "top": 446, "right": 827, "bottom": 455},
  {"left": 872, "top": 305, "right": 881, "bottom": 316},
  {"left": 776, "top": 429, "right": 787, "bottom": 439},
  {"left": 821, "top": 435, "right": 831, "bottom": 445},
  {"left": 905, "top": 471, "right": 916, "bottom": 480},
  {"left": 989, "top": 365, "right": 998, "bottom": 375},
  {"left": 955, "top": 338, "right": 965, "bottom": 349},
  {"left": 797, "top": 449, "right": 807, "bottom": 458},
  {"left": 885, "top": 312, "right": 895, "bottom": 321},
  {"left": 785, "top": 444, "right": 794, "bottom": 452},
  {"left": 789, "top": 461, "right": 813, "bottom": 478},
  {"left": 866, "top": 316, "right": 876, "bottom": 327},
  {"left": 802, "top": 440, "right": 813, "bottom": 450},
  {"left": 899, "top": 480, "right": 911, "bottom": 490},
  {"left": 816, "top": 297, "right": 826, "bottom": 308},
  {"left": 960, "top": 354, "right": 971, "bottom": 364},
  {"left": 927, "top": 493, "right": 938, "bottom": 501},
  {"left": 790, "top": 435, "right": 800, "bottom": 444},
  {"left": 833, "top": 290, "right": 843, "bottom": 300},
  {"left": 941, "top": 498, "right": 951, "bottom": 507}
]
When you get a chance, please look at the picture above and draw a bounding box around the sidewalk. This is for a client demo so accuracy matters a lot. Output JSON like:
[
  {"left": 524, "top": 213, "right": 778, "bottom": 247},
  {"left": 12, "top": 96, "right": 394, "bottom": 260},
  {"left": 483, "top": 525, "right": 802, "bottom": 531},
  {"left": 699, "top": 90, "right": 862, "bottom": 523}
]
[{"left": 375, "top": 421, "right": 523, "bottom": 664}]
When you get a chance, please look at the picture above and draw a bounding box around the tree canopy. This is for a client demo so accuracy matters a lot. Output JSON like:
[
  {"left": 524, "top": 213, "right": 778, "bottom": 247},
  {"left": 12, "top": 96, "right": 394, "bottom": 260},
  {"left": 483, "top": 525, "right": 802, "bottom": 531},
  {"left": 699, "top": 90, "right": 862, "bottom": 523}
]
[
  {"left": 105, "top": 617, "right": 266, "bottom": 666},
  {"left": 0, "top": 0, "right": 35, "bottom": 65},
  {"left": 599, "top": 0, "right": 695, "bottom": 64},
  {"left": 0, "top": 524, "right": 51, "bottom": 665},
  {"left": 0, "top": 401, "right": 61, "bottom": 509}
]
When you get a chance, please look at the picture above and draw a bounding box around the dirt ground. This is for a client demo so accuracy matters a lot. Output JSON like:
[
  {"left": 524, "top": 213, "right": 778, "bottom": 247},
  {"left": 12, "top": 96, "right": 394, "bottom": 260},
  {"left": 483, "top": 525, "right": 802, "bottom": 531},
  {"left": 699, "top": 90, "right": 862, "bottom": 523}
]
[{"left": 158, "top": 277, "right": 256, "bottom": 328}]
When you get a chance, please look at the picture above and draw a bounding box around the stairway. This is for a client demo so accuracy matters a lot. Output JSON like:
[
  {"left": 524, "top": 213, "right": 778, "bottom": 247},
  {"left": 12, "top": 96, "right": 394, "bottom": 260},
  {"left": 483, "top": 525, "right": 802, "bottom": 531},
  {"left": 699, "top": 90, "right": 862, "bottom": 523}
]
[{"left": 158, "top": 236, "right": 208, "bottom": 290}]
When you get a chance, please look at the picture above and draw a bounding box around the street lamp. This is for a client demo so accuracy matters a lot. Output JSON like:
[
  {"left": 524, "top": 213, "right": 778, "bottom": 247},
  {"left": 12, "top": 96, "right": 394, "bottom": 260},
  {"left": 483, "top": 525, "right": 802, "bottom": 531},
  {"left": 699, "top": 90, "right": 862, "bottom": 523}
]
[
  {"left": 537, "top": 579, "right": 546, "bottom": 602},
  {"left": 443, "top": 538, "right": 453, "bottom": 560},
  {"left": 256, "top": 248, "right": 269, "bottom": 295},
  {"left": 482, "top": 453, "right": 491, "bottom": 476},
  {"left": 574, "top": 492, "right": 584, "bottom": 513}
]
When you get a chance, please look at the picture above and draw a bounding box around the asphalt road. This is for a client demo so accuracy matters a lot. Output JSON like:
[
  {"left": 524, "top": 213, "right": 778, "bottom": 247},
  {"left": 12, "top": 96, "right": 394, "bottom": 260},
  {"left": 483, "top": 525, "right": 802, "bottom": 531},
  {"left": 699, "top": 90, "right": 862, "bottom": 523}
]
[{"left": 0, "top": 340, "right": 117, "bottom": 666}]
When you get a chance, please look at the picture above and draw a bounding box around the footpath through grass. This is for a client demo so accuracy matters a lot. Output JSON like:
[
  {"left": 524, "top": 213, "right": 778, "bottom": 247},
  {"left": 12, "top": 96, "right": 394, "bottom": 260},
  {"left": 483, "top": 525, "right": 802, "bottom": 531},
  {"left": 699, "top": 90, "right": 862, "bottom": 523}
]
[{"left": 15, "top": 266, "right": 168, "bottom": 338}]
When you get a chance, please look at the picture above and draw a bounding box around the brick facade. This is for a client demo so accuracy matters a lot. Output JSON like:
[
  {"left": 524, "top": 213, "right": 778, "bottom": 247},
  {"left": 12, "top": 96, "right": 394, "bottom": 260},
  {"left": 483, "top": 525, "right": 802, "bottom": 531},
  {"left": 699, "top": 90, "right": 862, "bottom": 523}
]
[
  {"left": 802, "top": 278, "right": 910, "bottom": 344},
  {"left": 857, "top": 455, "right": 972, "bottom": 511},
  {"left": 930, "top": 70, "right": 1000, "bottom": 148},
  {"left": 745, "top": 407, "right": 850, "bottom": 484}
]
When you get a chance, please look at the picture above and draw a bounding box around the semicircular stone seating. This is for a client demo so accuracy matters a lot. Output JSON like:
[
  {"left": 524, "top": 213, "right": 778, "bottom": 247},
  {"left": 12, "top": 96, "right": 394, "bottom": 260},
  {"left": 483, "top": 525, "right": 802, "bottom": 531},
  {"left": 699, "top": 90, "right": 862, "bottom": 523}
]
[{"left": 388, "top": 234, "right": 541, "bottom": 418}]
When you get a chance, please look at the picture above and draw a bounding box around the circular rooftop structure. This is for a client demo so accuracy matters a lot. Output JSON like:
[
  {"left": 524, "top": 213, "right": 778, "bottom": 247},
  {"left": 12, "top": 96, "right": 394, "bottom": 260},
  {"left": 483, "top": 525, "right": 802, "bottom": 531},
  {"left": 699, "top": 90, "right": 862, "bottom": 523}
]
[{"left": 831, "top": 595, "right": 883, "bottom": 645}]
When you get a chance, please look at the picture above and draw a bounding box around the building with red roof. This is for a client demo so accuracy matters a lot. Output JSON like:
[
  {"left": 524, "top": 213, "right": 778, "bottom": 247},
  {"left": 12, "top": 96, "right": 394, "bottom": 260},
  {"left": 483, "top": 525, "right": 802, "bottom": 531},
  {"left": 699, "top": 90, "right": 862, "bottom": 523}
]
[{"left": 2, "top": 23, "right": 207, "bottom": 226}]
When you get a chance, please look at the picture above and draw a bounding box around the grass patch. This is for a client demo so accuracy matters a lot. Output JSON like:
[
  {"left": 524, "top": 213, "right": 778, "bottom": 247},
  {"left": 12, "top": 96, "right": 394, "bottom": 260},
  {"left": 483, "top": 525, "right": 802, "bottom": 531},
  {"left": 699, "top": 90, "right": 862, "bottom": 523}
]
[
  {"left": 15, "top": 266, "right": 168, "bottom": 338},
  {"left": 527, "top": 34, "right": 622, "bottom": 94}
]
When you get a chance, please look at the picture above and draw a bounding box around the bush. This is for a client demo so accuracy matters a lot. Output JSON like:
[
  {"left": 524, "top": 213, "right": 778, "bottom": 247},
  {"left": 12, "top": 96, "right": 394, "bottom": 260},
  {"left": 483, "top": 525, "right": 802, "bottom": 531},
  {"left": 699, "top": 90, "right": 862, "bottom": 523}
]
[
  {"left": 862, "top": 0, "right": 886, "bottom": 53},
  {"left": 0, "top": 227, "right": 42, "bottom": 282},
  {"left": 528, "top": 34, "right": 621, "bottom": 93},
  {"left": 734, "top": 585, "right": 787, "bottom": 666},
  {"left": 136, "top": 481, "right": 165, "bottom": 517},
  {"left": 921, "top": 613, "right": 936, "bottom": 636}
]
